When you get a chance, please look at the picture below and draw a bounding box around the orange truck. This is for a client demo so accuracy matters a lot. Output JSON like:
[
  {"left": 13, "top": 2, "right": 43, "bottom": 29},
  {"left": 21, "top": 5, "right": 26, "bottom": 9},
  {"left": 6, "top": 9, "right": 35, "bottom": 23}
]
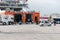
[
  {"left": 0, "top": 11, "right": 40, "bottom": 25},
  {"left": 14, "top": 11, "right": 40, "bottom": 24},
  {"left": 0, "top": 0, "right": 40, "bottom": 25}
]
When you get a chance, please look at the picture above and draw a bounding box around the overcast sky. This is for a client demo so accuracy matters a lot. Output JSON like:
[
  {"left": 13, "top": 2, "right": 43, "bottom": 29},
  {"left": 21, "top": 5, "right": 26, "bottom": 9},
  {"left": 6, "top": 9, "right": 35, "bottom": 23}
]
[{"left": 27, "top": 0, "right": 60, "bottom": 16}]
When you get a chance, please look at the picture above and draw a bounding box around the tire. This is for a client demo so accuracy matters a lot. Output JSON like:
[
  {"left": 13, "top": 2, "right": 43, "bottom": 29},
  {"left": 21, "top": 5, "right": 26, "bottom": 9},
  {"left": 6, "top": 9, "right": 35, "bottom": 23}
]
[
  {"left": 8, "top": 22, "right": 11, "bottom": 25},
  {"left": 40, "top": 24, "right": 44, "bottom": 26},
  {"left": 19, "top": 21, "right": 22, "bottom": 25},
  {"left": 26, "top": 22, "right": 28, "bottom": 24},
  {"left": 48, "top": 24, "right": 51, "bottom": 26},
  {"left": 3, "top": 22, "right": 7, "bottom": 25},
  {"left": 36, "top": 22, "right": 39, "bottom": 25},
  {"left": 19, "top": 22, "right": 22, "bottom": 25},
  {"left": 31, "top": 22, "right": 33, "bottom": 24},
  {"left": 8, "top": 22, "right": 14, "bottom": 25}
]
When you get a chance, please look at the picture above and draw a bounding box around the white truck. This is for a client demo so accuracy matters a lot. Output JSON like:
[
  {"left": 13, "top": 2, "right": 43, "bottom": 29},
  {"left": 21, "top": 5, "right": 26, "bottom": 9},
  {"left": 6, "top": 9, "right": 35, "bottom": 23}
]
[{"left": 0, "top": 10, "right": 14, "bottom": 25}]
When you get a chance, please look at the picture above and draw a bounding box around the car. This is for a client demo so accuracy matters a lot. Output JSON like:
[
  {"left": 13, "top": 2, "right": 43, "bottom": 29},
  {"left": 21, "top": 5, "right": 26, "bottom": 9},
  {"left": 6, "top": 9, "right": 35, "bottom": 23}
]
[{"left": 39, "top": 20, "right": 51, "bottom": 26}]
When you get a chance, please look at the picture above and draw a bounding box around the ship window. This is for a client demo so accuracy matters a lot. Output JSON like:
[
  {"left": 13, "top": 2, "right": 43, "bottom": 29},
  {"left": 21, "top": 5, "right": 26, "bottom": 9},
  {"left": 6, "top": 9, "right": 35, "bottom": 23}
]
[
  {"left": 14, "top": 8, "right": 22, "bottom": 11},
  {"left": 1, "top": 8, "right": 5, "bottom": 10},
  {"left": 0, "top": 3, "right": 9, "bottom": 6}
]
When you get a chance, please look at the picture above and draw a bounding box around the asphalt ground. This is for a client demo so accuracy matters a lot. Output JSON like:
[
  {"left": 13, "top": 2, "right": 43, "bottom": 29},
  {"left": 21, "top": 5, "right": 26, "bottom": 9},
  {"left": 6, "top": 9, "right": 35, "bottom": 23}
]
[{"left": 0, "top": 24, "right": 59, "bottom": 40}]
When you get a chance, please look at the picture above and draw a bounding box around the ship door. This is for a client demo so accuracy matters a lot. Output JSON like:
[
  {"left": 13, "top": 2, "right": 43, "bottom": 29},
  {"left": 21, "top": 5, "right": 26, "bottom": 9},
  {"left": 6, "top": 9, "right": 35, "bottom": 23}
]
[
  {"left": 35, "top": 17, "right": 38, "bottom": 24},
  {"left": 26, "top": 14, "right": 32, "bottom": 22},
  {"left": 14, "top": 14, "right": 22, "bottom": 23}
]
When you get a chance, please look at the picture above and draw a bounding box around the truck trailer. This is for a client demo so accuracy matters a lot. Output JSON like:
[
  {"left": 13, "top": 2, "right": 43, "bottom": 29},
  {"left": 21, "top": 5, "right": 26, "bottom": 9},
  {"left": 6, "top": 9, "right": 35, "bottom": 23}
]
[{"left": 14, "top": 11, "right": 40, "bottom": 24}]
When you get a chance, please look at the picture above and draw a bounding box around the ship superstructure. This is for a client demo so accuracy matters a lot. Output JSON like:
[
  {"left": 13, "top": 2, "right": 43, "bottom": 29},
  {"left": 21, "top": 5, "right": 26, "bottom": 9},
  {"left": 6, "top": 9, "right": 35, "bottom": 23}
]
[
  {"left": 0, "top": 0, "right": 40, "bottom": 25},
  {"left": 0, "top": 0, "right": 28, "bottom": 12}
]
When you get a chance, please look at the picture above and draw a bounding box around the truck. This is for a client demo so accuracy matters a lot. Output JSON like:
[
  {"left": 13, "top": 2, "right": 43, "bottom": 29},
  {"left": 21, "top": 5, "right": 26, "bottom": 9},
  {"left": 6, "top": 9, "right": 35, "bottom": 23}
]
[
  {"left": 14, "top": 11, "right": 40, "bottom": 24},
  {"left": 0, "top": 10, "right": 40, "bottom": 25},
  {"left": 0, "top": 10, "right": 14, "bottom": 25}
]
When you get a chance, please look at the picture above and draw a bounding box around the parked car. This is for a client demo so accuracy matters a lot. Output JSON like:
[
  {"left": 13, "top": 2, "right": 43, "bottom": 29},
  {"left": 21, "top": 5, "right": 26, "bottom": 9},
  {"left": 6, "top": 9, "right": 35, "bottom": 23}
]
[{"left": 39, "top": 20, "right": 51, "bottom": 26}]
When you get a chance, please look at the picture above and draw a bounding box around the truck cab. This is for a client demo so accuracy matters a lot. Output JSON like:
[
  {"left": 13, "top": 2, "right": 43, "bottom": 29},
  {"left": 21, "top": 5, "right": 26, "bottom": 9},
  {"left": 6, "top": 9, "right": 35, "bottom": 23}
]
[
  {"left": 0, "top": 10, "right": 14, "bottom": 25},
  {"left": 0, "top": 14, "right": 14, "bottom": 25}
]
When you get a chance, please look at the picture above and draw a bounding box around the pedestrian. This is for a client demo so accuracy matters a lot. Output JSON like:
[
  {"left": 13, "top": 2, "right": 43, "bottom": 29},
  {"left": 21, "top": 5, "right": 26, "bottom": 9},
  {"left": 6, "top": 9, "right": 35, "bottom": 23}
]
[{"left": 54, "top": 20, "right": 56, "bottom": 26}]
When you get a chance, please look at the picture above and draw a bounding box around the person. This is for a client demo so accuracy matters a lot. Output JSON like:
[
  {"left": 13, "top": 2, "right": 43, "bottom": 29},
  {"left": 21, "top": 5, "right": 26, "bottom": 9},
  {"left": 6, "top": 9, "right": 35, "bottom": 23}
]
[{"left": 54, "top": 20, "right": 56, "bottom": 26}]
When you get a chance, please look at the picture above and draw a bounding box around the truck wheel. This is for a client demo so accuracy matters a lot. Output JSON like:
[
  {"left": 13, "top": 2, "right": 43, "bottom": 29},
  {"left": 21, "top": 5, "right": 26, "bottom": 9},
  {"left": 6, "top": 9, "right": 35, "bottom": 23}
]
[
  {"left": 36, "top": 22, "right": 39, "bottom": 25},
  {"left": 19, "top": 21, "right": 22, "bottom": 25},
  {"left": 3, "top": 22, "right": 7, "bottom": 25},
  {"left": 48, "top": 24, "right": 51, "bottom": 26},
  {"left": 26, "top": 22, "right": 28, "bottom": 24},
  {"left": 31, "top": 22, "right": 33, "bottom": 24},
  {"left": 40, "top": 24, "right": 44, "bottom": 26},
  {"left": 19, "top": 23, "right": 22, "bottom": 25},
  {"left": 8, "top": 22, "right": 10, "bottom": 25},
  {"left": 8, "top": 22, "right": 13, "bottom": 25}
]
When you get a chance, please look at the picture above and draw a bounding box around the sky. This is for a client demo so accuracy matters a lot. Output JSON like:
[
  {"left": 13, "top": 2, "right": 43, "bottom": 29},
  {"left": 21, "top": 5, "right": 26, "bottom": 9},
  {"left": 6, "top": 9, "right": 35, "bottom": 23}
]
[{"left": 27, "top": 0, "right": 60, "bottom": 16}]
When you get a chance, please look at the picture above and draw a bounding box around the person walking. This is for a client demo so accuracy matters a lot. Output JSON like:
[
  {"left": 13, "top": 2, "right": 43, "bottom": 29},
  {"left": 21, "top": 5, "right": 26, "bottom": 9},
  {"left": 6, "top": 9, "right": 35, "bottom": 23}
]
[{"left": 54, "top": 20, "right": 56, "bottom": 26}]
